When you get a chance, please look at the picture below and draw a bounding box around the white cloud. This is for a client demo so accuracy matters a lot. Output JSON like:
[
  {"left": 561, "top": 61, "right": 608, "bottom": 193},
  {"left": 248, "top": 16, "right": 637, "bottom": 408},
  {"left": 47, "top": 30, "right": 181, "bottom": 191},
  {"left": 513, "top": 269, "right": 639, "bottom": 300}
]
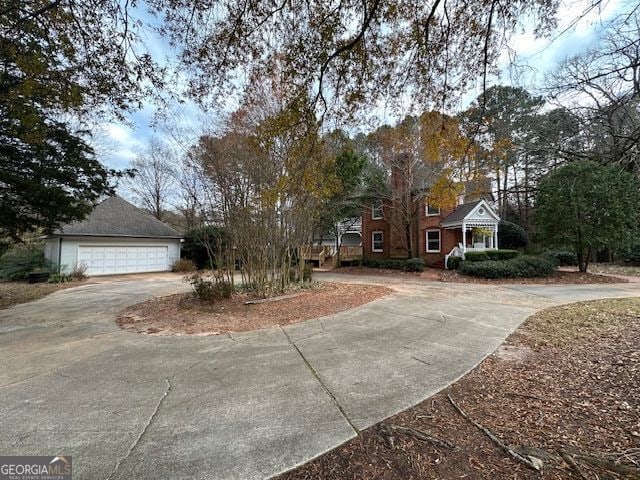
[{"left": 94, "top": 0, "right": 631, "bottom": 160}]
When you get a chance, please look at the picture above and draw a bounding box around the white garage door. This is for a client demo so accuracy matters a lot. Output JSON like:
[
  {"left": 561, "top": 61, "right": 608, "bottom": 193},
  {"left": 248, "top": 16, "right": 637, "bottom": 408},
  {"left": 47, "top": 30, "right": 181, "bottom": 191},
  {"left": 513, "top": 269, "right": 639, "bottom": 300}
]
[{"left": 78, "top": 245, "right": 169, "bottom": 275}]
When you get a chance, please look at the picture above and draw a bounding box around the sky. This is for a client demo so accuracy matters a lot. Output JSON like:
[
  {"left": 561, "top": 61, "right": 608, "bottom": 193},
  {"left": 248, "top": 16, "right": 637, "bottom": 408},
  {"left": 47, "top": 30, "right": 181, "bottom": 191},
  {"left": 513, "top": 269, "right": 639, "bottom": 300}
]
[{"left": 96, "top": 0, "right": 626, "bottom": 172}]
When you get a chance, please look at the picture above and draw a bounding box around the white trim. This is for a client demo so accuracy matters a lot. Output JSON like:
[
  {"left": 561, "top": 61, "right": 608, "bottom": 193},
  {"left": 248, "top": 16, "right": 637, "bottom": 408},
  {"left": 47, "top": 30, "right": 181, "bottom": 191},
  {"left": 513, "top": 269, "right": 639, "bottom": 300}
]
[
  {"left": 371, "top": 202, "right": 383, "bottom": 220},
  {"left": 426, "top": 229, "right": 441, "bottom": 253},
  {"left": 76, "top": 244, "right": 170, "bottom": 275},
  {"left": 441, "top": 199, "right": 500, "bottom": 228},
  {"left": 425, "top": 203, "right": 440, "bottom": 217},
  {"left": 371, "top": 230, "right": 384, "bottom": 252}
]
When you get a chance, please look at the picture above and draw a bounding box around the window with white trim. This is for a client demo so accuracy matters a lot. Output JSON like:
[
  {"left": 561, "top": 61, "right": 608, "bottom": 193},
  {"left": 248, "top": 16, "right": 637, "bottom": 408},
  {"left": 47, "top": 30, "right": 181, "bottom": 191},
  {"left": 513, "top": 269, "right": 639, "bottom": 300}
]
[
  {"left": 372, "top": 231, "right": 384, "bottom": 252},
  {"left": 425, "top": 202, "right": 440, "bottom": 216},
  {"left": 371, "top": 201, "right": 383, "bottom": 219},
  {"left": 426, "top": 229, "right": 441, "bottom": 253}
]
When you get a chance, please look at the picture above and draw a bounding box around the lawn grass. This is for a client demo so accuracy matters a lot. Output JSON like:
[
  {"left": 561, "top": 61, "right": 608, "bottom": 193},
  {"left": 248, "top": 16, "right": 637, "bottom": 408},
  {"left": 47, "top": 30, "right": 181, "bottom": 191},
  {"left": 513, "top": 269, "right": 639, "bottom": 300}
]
[{"left": 589, "top": 263, "right": 640, "bottom": 277}]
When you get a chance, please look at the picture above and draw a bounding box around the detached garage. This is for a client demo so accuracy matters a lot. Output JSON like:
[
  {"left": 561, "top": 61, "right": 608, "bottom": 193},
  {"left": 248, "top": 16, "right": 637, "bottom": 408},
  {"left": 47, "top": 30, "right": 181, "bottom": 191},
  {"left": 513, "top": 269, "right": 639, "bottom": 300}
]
[{"left": 44, "top": 196, "right": 183, "bottom": 276}]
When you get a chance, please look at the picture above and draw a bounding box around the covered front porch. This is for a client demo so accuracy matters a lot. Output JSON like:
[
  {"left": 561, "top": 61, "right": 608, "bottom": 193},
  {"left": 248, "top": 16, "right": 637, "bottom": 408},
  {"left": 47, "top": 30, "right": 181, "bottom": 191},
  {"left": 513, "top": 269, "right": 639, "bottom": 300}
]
[
  {"left": 440, "top": 199, "right": 500, "bottom": 265},
  {"left": 450, "top": 221, "right": 499, "bottom": 252}
]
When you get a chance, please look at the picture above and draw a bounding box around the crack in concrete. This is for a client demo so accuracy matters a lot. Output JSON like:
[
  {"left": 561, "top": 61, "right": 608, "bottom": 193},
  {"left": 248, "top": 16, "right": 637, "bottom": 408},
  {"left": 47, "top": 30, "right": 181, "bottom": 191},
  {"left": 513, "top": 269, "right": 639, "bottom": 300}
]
[
  {"left": 376, "top": 307, "right": 447, "bottom": 323},
  {"left": 411, "top": 356, "right": 431, "bottom": 366},
  {"left": 0, "top": 372, "right": 47, "bottom": 389},
  {"left": 0, "top": 347, "right": 116, "bottom": 390},
  {"left": 107, "top": 378, "right": 172, "bottom": 480},
  {"left": 52, "top": 371, "right": 80, "bottom": 381},
  {"left": 279, "top": 326, "right": 359, "bottom": 435},
  {"left": 105, "top": 345, "right": 230, "bottom": 479}
]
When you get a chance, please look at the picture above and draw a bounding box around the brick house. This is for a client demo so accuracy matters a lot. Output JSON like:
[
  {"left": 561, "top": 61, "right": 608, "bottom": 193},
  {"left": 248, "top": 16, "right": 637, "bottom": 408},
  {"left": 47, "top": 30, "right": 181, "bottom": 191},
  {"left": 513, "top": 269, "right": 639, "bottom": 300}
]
[{"left": 362, "top": 192, "right": 500, "bottom": 268}]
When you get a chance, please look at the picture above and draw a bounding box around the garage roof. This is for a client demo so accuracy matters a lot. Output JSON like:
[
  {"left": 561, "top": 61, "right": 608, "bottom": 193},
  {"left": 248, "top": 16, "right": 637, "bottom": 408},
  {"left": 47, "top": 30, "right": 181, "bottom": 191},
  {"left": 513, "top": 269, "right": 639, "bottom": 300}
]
[{"left": 53, "top": 196, "right": 182, "bottom": 239}]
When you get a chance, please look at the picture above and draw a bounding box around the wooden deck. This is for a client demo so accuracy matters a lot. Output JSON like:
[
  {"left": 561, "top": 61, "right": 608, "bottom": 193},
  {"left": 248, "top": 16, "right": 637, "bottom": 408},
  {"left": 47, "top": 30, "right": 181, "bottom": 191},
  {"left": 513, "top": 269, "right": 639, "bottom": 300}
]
[
  {"left": 301, "top": 245, "right": 330, "bottom": 267},
  {"left": 338, "top": 245, "right": 363, "bottom": 262},
  {"left": 301, "top": 245, "right": 363, "bottom": 267}
]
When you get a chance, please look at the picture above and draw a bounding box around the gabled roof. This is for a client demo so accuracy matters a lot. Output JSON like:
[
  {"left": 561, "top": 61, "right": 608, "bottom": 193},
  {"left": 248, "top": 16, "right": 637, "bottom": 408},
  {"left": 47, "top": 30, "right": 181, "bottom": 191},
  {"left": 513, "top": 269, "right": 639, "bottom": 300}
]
[
  {"left": 441, "top": 199, "right": 499, "bottom": 227},
  {"left": 441, "top": 200, "right": 483, "bottom": 225},
  {"left": 53, "top": 196, "right": 182, "bottom": 239}
]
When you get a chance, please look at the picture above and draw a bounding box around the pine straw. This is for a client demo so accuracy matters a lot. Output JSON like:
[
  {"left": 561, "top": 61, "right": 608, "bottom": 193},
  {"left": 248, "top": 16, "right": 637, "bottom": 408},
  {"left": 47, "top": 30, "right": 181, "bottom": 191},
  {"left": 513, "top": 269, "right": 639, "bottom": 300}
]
[
  {"left": 278, "top": 297, "right": 640, "bottom": 480},
  {"left": 441, "top": 270, "right": 627, "bottom": 284},
  {"left": 335, "top": 267, "right": 627, "bottom": 284},
  {"left": 0, "top": 281, "right": 77, "bottom": 309},
  {"left": 117, "top": 282, "right": 392, "bottom": 335}
]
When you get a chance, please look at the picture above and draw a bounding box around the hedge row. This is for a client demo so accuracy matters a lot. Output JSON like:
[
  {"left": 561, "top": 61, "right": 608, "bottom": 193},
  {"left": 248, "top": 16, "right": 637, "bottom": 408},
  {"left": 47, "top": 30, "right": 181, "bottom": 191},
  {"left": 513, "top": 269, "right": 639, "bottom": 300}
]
[
  {"left": 361, "top": 257, "right": 426, "bottom": 272},
  {"left": 464, "top": 249, "right": 519, "bottom": 262},
  {"left": 459, "top": 255, "right": 556, "bottom": 279}
]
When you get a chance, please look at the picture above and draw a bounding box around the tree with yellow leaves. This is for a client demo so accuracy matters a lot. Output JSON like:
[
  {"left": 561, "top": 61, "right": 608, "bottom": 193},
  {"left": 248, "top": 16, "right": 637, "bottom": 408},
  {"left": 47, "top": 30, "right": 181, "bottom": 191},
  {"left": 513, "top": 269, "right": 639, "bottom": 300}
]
[
  {"left": 364, "top": 112, "right": 476, "bottom": 257},
  {"left": 194, "top": 73, "right": 338, "bottom": 296}
]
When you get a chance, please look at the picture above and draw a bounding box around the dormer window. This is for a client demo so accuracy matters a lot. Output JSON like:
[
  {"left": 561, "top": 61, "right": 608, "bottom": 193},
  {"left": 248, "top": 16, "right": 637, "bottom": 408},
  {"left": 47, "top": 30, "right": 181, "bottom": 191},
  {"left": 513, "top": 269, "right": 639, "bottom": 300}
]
[
  {"left": 372, "top": 202, "right": 383, "bottom": 219},
  {"left": 426, "top": 202, "right": 440, "bottom": 216}
]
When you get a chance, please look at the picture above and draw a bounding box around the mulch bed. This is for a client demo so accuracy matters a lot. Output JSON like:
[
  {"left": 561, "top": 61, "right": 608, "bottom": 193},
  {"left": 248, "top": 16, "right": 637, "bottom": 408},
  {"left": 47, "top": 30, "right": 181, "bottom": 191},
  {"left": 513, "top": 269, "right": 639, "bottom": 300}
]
[
  {"left": 334, "top": 267, "right": 627, "bottom": 284},
  {"left": 278, "top": 297, "right": 640, "bottom": 480},
  {"left": 117, "top": 282, "right": 392, "bottom": 335},
  {"left": 441, "top": 270, "right": 628, "bottom": 284}
]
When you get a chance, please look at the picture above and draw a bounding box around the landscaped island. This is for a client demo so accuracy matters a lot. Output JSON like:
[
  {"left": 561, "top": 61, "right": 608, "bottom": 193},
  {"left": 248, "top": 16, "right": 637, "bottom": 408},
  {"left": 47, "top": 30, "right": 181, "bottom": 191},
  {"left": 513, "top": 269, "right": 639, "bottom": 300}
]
[{"left": 117, "top": 281, "right": 392, "bottom": 335}]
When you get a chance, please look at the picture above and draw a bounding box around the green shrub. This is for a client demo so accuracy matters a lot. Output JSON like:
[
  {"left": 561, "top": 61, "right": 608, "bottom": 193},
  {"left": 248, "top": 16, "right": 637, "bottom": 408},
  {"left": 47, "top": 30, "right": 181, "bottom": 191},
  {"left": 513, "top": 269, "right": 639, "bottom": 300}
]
[
  {"left": 385, "top": 259, "right": 406, "bottom": 269},
  {"left": 447, "top": 256, "right": 462, "bottom": 270},
  {"left": 623, "top": 243, "right": 640, "bottom": 265},
  {"left": 460, "top": 255, "right": 556, "bottom": 279},
  {"left": 0, "top": 244, "right": 51, "bottom": 281},
  {"left": 171, "top": 258, "right": 197, "bottom": 273},
  {"left": 404, "top": 257, "right": 425, "bottom": 272},
  {"left": 49, "top": 273, "right": 73, "bottom": 283},
  {"left": 303, "top": 262, "right": 313, "bottom": 281},
  {"left": 544, "top": 250, "right": 577, "bottom": 266},
  {"left": 186, "top": 274, "right": 234, "bottom": 302},
  {"left": 485, "top": 249, "right": 519, "bottom": 261},
  {"left": 181, "top": 226, "right": 227, "bottom": 269},
  {"left": 362, "top": 258, "right": 426, "bottom": 271},
  {"left": 498, "top": 221, "right": 529, "bottom": 249},
  {"left": 464, "top": 251, "right": 489, "bottom": 262},
  {"left": 289, "top": 263, "right": 314, "bottom": 282}
]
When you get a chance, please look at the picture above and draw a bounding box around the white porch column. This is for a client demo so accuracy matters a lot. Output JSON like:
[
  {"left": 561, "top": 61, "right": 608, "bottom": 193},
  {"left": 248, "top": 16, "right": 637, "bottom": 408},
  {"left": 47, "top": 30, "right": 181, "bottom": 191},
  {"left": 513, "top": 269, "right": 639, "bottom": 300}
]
[
  {"left": 494, "top": 226, "right": 499, "bottom": 249},
  {"left": 462, "top": 222, "right": 466, "bottom": 251},
  {"left": 489, "top": 232, "right": 494, "bottom": 249}
]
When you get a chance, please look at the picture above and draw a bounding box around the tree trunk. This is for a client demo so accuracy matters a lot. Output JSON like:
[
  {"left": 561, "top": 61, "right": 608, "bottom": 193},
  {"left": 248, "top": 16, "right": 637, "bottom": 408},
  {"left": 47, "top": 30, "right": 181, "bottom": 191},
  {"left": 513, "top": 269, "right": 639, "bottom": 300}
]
[{"left": 405, "top": 223, "right": 413, "bottom": 259}]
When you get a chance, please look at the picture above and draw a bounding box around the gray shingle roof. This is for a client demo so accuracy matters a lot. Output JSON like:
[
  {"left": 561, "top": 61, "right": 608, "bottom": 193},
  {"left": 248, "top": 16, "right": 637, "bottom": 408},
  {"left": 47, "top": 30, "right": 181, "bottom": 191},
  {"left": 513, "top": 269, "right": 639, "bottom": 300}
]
[
  {"left": 441, "top": 200, "right": 483, "bottom": 225},
  {"left": 54, "top": 196, "right": 182, "bottom": 238}
]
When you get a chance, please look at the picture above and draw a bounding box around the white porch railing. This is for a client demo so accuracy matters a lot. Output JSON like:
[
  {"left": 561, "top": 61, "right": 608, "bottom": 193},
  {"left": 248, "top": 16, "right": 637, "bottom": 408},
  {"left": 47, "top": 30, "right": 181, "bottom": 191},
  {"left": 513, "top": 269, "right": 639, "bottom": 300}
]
[
  {"left": 465, "top": 245, "right": 492, "bottom": 252},
  {"left": 444, "top": 244, "right": 500, "bottom": 268}
]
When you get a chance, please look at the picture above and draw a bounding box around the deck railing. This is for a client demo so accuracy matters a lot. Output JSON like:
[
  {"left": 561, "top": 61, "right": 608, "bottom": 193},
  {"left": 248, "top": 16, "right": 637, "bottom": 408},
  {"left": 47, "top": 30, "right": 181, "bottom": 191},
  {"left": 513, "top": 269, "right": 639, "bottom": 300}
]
[
  {"left": 338, "top": 245, "right": 363, "bottom": 260},
  {"left": 301, "top": 245, "right": 328, "bottom": 266}
]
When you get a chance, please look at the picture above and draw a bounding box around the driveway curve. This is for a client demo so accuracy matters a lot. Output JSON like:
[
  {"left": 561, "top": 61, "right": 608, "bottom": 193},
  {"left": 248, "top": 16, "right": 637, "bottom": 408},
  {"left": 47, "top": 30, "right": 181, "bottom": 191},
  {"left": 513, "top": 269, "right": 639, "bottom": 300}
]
[{"left": 1, "top": 272, "right": 639, "bottom": 479}]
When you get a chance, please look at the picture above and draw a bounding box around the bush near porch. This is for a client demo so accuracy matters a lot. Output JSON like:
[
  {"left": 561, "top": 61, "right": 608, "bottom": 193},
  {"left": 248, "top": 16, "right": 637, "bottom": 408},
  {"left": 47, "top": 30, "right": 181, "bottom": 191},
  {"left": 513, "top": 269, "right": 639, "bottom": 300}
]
[
  {"left": 459, "top": 255, "right": 556, "bottom": 279},
  {"left": 360, "top": 257, "right": 426, "bottom": 272},
  {"left": 464, "top": 249, "right": 519, "bottom": 262}
]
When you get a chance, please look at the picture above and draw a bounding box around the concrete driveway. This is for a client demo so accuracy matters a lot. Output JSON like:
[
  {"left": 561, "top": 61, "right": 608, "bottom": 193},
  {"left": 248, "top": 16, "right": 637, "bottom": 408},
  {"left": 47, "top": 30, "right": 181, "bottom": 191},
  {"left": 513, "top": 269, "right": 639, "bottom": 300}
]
[{"left": 1, "top": 273, "right": 639, "bottom": 479}]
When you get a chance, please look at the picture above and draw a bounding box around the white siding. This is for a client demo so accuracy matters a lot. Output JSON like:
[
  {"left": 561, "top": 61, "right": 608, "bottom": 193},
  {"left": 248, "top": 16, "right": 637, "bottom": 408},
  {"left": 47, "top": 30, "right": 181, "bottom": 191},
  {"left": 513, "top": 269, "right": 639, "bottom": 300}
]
[{"left": 57, "top": 236, "right": 181, "bottom": 275}]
